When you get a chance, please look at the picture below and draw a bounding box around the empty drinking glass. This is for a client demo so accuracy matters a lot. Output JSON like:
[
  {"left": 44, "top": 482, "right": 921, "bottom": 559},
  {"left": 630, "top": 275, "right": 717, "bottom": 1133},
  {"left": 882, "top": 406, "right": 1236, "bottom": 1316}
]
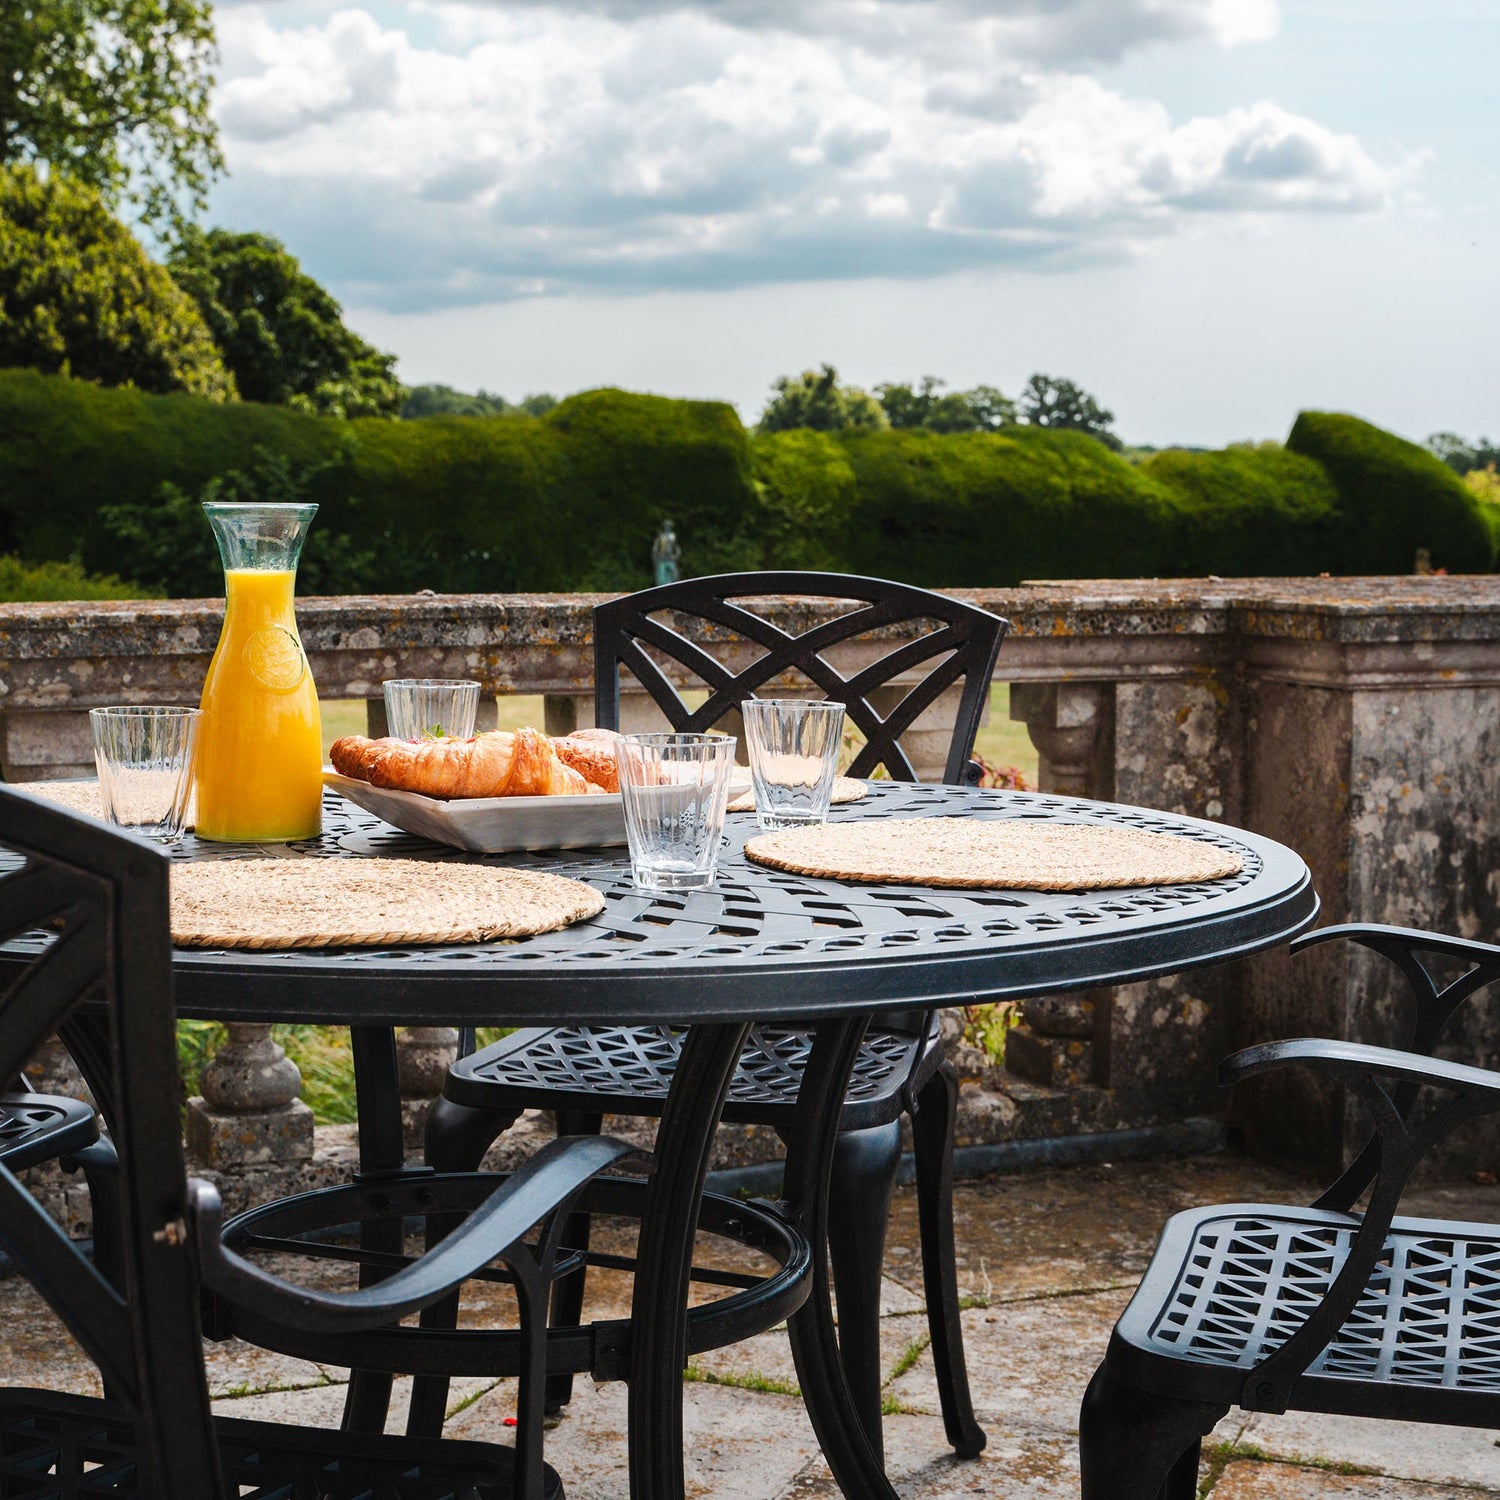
[
  {"left": 741, "top": 699, "right": 846, "bottom": 832},
  {"left": 89, "top": 706, "right": 200, "bottom": 843},
  {"left": 384, "top": 679, "right": 481, "bottom": 742},
  {"left": 616, "top": 733, "right": 738, "bottom": 891}
]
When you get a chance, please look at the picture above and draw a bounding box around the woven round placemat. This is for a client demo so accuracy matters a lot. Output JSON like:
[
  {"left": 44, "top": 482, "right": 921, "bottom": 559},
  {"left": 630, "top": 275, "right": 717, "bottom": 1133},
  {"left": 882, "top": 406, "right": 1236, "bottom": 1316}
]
[
  {"left": 19, "top": 780, "right": 106, "bottom": 820},
  {"left": 727, "top": 776, "right": 867, "bottom": 814},
  {"left": 171, "top": 858, "right": 605, "bottom": 949},
  {"left": 744, "top": 817, "right": 1243, "bottom": 891}
]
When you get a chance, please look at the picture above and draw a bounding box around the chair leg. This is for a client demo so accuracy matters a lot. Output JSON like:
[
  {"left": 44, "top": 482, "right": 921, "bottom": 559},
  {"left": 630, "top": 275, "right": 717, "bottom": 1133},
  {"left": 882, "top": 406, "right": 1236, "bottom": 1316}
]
[
  {"left": 406, "top": 1096, "right": 524, "bottom": 1438},
  {"left": 826, "top": 1118, "right": 902, "bottom": 1466},
  {"left": 1079, "top": 1361, "right": 1225, "bottom": 1500},
  {"left": 911, "top": 1059, "right": 986, "bottom": 1458},
  {"left": 544, "top": 1108, "right": 604, "bottom": 1413}
]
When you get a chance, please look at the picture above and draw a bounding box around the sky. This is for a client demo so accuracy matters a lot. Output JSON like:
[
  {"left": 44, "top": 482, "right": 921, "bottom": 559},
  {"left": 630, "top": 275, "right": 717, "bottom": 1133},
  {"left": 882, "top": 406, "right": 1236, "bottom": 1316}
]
[{"left": 204, "top": 0, "right": 1499, "bottom": 447}]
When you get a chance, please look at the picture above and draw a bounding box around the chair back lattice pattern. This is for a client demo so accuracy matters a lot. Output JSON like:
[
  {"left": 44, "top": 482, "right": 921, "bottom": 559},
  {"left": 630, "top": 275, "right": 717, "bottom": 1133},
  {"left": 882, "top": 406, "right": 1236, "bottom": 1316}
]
[
  {"left": 0, "top": 788, "right": 225, "bottom": 1496},
  {"left": 593, "top": 571, "right": 1009, "bottom": 784},
  {"left": 1146, "top": 1210, "right": 1500, "bottom": 1391}
]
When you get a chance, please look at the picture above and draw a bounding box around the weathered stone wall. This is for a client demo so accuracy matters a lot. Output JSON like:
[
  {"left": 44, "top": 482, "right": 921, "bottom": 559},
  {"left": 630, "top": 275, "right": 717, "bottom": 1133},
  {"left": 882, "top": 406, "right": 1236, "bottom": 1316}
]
[{"left": 8, "top": 576, "right": 1500, "bottom": 1181}]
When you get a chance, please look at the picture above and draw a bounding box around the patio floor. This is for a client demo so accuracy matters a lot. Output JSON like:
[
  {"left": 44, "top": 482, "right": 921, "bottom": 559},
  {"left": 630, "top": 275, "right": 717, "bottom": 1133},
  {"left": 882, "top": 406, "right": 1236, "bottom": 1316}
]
[{"left": 6, "top": 1151, "right": 1500, "bottom": 1497}]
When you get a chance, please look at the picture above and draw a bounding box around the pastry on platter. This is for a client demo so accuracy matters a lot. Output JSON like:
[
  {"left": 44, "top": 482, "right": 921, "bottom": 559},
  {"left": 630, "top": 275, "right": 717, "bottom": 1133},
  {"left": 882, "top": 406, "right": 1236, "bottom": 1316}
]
[
  {"left": 330, "top": 726, "right": 604, "bottom": 799},
  {"left": 550, "top": 727, "right": 624, "bottom": 793}
]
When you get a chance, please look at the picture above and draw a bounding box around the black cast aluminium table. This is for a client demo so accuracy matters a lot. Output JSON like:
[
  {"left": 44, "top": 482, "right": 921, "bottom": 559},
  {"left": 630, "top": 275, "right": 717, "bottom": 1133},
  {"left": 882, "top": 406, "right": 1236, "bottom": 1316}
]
[{"left": 136, "top": 782, "right": 1319, "bottom": 1500}]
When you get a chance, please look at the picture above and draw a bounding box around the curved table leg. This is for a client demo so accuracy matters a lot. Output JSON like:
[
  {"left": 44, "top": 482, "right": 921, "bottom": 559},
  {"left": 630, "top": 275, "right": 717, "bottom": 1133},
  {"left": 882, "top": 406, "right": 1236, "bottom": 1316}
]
[
  {"left": 628, "top": 1021, "right": 750, "bottom": 1500},
  {"left": 784, "top": 1015, "right": 901, "bottom": 1500}
]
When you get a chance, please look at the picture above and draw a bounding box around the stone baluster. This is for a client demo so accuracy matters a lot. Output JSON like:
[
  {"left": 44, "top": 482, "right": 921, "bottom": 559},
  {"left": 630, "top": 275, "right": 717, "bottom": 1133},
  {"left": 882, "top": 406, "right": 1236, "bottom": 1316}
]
[
  {"left": 1002, "top": 683, "right": 1116, "bottom": 1089},
  {"left": 396, "top": 1026, "right": 459, "bottom": 1154},
  {"left": 185, "top": 1024, "right": 313, "bottom": 1168},
  {"left": 1007, "top": 683, "right": 1114, "bottom": 798},
  {"left": 0, "top": 708, "right": 96, "bottom": 781}
]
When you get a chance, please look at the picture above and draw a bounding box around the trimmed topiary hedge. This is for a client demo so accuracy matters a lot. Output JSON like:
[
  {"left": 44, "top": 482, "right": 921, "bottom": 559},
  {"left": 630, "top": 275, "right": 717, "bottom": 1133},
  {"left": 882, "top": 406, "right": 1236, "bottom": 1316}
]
[
  {"left": 0, "top": 367, "right": 1491, "bottom": 592},
  {"left": 1286, "top": 411, "right": 1492, "bottom": 574}
]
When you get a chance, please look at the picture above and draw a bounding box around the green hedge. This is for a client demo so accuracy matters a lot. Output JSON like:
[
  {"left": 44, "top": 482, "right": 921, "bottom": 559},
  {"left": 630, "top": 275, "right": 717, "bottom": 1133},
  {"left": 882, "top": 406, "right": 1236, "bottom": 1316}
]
[
  {"left": 1286, "top": 411, "right": 1492, "bottom": 574},
  {"left": 0, "top": 367, "right": 1491, "bottom": 592}
]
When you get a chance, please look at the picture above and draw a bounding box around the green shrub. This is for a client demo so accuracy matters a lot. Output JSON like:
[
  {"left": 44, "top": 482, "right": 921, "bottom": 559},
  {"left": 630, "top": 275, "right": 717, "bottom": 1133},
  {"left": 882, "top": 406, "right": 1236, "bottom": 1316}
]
[
  {"left": 1140, "top": 444, "right": 1339, "bottom": 576},
  {"left": 755, "top": 425, "right": 1183, "bottom": 586},
  {"left": 1286, "top": 412, "right": 1493, "bottom": 573},
  {"left": 1, "top": 367, "right": 1493, "bottom": 591},
  {"left": 0, "top": 554, "right": 152, "bottom": 601}
]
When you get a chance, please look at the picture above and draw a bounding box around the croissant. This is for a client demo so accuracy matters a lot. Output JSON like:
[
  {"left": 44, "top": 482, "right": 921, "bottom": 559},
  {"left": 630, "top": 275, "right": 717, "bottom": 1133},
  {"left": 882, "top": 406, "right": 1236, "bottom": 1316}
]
[
  {"left": 331, "top": 727, "right": 599, "bottom": 799},
  {"left": 551, "top": 728, "right": 623, "bottom": 793}
]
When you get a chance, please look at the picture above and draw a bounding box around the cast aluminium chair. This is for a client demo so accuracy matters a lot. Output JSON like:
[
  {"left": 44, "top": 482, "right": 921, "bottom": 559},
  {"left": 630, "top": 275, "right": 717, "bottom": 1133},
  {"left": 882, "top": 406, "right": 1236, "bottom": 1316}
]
[
  {"left": 0, "top": 786, "right": 645, "bottom": 1499},
  {"left": 1081, "top": 923, "right": 1500, "bottom": 1499},
  {"left": 423, "top": 571, "right": 1008, "bottom": 1460}
]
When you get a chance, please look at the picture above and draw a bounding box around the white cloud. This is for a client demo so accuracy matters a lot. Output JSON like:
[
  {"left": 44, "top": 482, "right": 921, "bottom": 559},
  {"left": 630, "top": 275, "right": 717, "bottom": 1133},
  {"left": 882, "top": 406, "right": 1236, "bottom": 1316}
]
[{"left": 208, "top": 0, "right": 1411, "bottom": 310}]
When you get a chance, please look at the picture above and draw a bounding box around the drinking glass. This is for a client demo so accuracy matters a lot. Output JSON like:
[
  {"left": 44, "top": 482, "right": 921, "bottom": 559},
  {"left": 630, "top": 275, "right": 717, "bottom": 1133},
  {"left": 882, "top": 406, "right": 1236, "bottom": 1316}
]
[
  {"left": 89, "top": 706, "right": 200, "bottom": 843},
  {"left": 616, "top": 733, "right": 738, "bottom": 891},
  {"left": 741, "top": 699, "right": 846, "bottom": 832},
  {"left": 384, "top": 679, "right": 481, "bottom": 742}
]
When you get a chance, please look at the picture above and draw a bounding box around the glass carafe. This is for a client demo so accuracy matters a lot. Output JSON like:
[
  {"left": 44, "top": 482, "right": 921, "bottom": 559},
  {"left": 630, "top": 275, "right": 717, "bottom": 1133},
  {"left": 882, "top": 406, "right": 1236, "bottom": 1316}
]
[{"left": 195, "top": 503, "right": 323, "bottom": 842}]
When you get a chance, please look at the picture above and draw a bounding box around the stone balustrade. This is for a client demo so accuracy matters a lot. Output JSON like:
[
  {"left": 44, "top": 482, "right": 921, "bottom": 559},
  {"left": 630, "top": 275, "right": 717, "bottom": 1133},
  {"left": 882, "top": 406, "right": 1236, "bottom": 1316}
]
[{"left": 8, "top": 576, "right": 1500, "bottom": 1181}]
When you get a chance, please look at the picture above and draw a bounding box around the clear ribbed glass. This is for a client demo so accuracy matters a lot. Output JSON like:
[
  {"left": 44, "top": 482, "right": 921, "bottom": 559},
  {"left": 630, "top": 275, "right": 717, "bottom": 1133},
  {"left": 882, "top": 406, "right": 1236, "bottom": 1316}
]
[
  {"left": 616, "top": 732, "right": 737, "bottom": 891},
  {"left": 741, "top": 699, "right": 846, "bottom": 832},
  {"left": 90, "top": 706, "right": 201, "bottom": 843}
]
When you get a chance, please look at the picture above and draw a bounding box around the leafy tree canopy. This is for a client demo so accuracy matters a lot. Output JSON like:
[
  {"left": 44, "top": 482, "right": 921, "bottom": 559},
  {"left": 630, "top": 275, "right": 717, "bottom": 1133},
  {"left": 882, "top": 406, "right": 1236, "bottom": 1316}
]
[
  {"left": 168, "top": 229, "right": 403, "bottom": 418},
  {"left": 0, "top": 163, "right": 234, "bottom": 399},
  {"left": 0, "top": 0, "right": 222, "bottom": 230},
  {"left": 1426, "top": 431, "right": 1500, "bottom": 476},
  {"left": 1020, "top": 373, "right": 1120, "bottom": 449},
  {"left": 758, "top": 364, "right": 888, "bottom": 433},
  {"left": 401, "top": 383, "right": 558, "bottom": 419},
  {"left": 876, "top": 376, "right": 1017, "bottom": 434}
]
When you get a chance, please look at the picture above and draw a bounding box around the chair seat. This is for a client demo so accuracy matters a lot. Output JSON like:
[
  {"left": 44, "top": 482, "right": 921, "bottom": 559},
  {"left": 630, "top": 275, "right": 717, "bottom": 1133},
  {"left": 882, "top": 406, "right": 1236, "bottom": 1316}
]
[
  {"left": 0, "top": 1388, "right": 563, "bottom": 1498},
  {"left": 1113, "top": 1203, "right": 1500, "bottom": 1415},
  {"left": 444, "top": 1023, "right": 934, "bottom": 1131},
  {"left": 0, "top": 1092, "right": 97, "bottom": 1172}
]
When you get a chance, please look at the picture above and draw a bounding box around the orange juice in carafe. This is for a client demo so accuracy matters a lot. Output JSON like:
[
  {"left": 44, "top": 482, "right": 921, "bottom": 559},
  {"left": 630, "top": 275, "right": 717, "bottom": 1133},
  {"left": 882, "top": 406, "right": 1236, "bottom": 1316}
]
[{"left": 195, "top": 505, "right": 323, "bottom": 842}]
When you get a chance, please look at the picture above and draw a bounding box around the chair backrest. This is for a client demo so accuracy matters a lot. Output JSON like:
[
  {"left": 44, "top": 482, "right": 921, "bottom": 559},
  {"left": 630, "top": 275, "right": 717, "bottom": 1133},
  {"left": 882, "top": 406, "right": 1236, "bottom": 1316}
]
[
  {"left": 0, "top": 789, "right": 224, "bottom": 1497},
  {"left": 592, "top": 571, "right": 1009, "bottom": 784}
]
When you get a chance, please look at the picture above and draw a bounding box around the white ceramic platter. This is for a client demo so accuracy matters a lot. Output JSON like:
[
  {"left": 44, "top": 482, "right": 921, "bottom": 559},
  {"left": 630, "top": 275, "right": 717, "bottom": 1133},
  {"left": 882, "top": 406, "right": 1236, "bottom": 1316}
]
[{"left": 324, "top": 772, "right": 629, "bottom": 854}]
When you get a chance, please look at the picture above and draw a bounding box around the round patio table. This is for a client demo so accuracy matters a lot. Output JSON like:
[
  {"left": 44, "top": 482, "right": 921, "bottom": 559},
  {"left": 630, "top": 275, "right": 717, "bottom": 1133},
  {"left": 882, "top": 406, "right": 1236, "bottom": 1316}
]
[{"left": 148, "top": 781, "right": 1318, "bottom": 1500}]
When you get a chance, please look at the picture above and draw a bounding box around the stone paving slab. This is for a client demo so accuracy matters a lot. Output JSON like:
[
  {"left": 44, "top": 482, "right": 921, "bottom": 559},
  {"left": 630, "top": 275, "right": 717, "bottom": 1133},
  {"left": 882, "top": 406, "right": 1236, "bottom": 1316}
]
[
  {"left": 8, "top": 1153, "right": 1500, "bottom": 1497},
  {"left": 1210, "top": 1459, "right": 1487, "bottom": 1498}
]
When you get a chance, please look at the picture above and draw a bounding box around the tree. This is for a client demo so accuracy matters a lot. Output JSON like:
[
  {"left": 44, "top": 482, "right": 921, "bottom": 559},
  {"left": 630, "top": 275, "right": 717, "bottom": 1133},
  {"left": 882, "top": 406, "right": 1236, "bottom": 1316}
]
[
  {"left": 876, "top": 376, "right": 1017, "bottom": 434},
  {"left": 1426, "top": 431, "right": 1500, "bottom": 476},
  {"left": 758, "top": 364, "right": 888, "bottom": 433},
  {"left": 168, "top": 229, "right": 403, "bottom": 418},
  {"left": 0, "top": 163, "right": 234, "bottom": 399},
  {"left": 401, "top": 384, "right": 558, "bottom": 419},
  {"left": 0, "top": 0, "right": 223, "bottom": 229},
  {"left": 1021, "top": 374, "right": 1121, "bottom": 449}
]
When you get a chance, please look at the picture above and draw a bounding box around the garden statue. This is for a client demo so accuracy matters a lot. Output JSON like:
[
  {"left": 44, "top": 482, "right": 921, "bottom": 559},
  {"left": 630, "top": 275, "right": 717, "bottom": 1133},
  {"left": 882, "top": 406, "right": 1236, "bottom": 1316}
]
[{"left": 652, "top": 518, "right": 681, "bottom": 586}]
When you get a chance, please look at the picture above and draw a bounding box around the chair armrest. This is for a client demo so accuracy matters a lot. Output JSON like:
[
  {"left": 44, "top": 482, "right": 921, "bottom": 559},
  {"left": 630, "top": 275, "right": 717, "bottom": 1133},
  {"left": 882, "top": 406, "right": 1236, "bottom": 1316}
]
[
  {"left": 1222, "top": 1037, "right": 1500, "bottom": 1108},
  {"left": 1291, "top": 923, "right": 1500, "bottom": 966},
  {"left": 191, "top": 1134, "right": 641, "bottom": 1334},
  {"left": 1217, "top": 1037, "right": 1500, "bottom": 1411}
]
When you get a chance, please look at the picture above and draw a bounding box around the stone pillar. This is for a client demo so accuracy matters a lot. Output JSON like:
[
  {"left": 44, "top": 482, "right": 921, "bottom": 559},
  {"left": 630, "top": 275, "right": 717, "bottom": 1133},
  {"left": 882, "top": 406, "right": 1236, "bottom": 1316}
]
[
  {"left": 1234, "top": 656, "right": 1500, "bottom": 1176},
  {"left": 185, "top": 1024, "right": 314, "bottom": 1168},
  {"left": 0, "top": 708, "right": 95, "bottom": 781},
  {"left": 396, "top": 1025, "right": 459, "bottom": 1154}
]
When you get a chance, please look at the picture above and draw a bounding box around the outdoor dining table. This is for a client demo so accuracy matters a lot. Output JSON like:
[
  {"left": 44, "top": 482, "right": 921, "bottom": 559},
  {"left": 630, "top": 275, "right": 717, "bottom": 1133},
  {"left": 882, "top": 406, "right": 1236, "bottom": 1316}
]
[{"left": 34, "top": 777, "right": 1316, "bottom": 1500}]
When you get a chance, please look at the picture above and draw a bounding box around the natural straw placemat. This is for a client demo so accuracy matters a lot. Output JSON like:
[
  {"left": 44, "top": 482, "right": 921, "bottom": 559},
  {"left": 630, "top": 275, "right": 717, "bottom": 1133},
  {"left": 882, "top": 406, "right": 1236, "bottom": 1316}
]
[
  {"left": 171, "top": 858, "right": 604, "bottom": 949},
  {"left": 19, "top": 780, "right": 106, "bottom": 820},
  {"left": 744, "top": 817, "right": 1243, "bottom": 891},
  {"left": 727, "top": 776, "right": 868, "bottom": 815}
]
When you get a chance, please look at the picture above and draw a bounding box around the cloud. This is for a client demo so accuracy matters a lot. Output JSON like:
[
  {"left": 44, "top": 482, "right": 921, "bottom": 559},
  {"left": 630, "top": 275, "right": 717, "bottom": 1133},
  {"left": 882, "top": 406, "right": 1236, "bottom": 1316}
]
[{"left": 207, "top": 0, "right": 1412, "bottom": 311}]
